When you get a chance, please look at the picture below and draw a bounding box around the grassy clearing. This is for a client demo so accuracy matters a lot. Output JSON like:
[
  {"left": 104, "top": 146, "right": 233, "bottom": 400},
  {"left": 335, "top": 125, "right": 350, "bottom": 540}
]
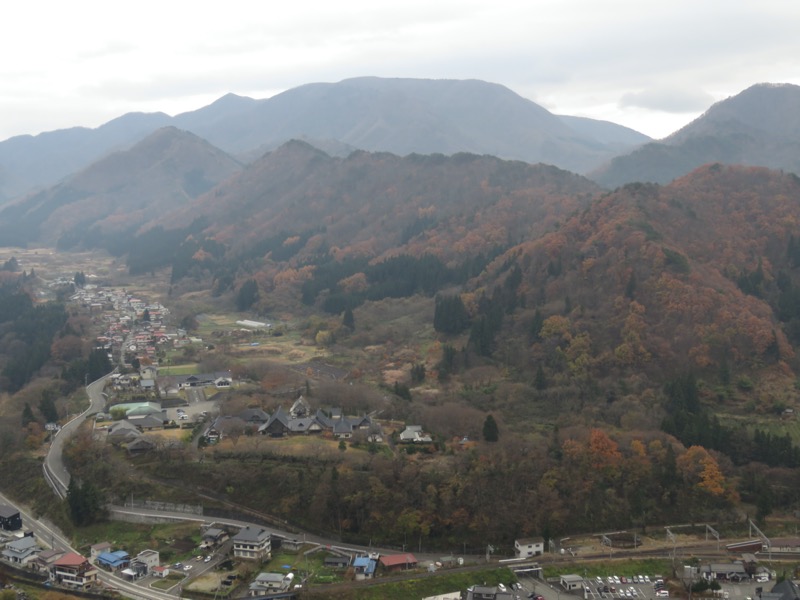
[
  {"left": 159, "top": 362, "right": 201, "bottom": 376},
  {"left": 720, "top": 412, "right": 800, "bottom": 444},
  {"left": 186, "top": 569, "right": 238, "bottom": 595},
  {"left": 151, "top": 572, "right": 186, "bottom": 590},
  {"left": 543, "top": 558, "right": 673, "bottom": 580},
  {"left": 305, "top": 567, "right": 516, "bottom": 600},
  {"left": 71, "top": 521, "right": 202, "bottom": 563}
]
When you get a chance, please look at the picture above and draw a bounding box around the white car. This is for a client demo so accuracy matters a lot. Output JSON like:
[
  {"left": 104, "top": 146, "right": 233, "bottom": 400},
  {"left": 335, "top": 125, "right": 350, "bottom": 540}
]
[
  {"left": 498, "top": 584, "right": 507, "bottom": 592},
  {"left": 183, "top": 564, "right": 193, "bottom": 571},
  {"left": 644, "top": 576, "right": 651, "bottom": 583},
  {"left": 614, "top": 576, "right": 621, "bottom": 584}
]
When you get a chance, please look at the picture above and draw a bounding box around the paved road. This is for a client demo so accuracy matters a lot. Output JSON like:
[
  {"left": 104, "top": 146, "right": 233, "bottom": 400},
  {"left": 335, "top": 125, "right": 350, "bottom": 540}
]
[
  {"left": 44, "top": 374, "right": 111, "bottom": 497},
  {"left": 0, "top": 489, "right": 175, "bottom": 600}
]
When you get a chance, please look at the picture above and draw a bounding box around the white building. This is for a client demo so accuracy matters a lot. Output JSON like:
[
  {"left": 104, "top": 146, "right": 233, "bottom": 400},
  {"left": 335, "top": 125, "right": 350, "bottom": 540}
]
[
  {"left": 515, "top": 537, "right": 544, "bottom": 558},
  {"left": 232, "top": 526, "right": 271, "bottom": 561}
]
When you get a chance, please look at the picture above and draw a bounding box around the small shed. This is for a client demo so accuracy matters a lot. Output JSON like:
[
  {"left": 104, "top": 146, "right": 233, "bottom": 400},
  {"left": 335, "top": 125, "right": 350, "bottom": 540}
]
[
  {"left": 324, "top": 555, "right": 351, "bottom": 569},
  {"left": 561, "top": 574, "right": 584, "bottom": 591},
  {"left": 379, "top": 553, "right": 418, "bottom": 572}
]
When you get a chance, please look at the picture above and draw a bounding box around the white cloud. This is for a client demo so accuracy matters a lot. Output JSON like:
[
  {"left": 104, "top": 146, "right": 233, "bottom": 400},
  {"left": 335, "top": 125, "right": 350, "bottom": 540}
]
[
  {"left": 1, "top": 0, "right": 800, "bottom": 140},
  {"left": 619, "top": 88, "right": 716, "bottom": 114}
]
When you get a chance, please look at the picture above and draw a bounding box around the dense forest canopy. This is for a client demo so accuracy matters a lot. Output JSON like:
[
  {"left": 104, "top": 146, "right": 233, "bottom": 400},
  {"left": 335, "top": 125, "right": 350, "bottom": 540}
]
[{"left": 4, "top": 150, "right": 800, "bottom": 551}]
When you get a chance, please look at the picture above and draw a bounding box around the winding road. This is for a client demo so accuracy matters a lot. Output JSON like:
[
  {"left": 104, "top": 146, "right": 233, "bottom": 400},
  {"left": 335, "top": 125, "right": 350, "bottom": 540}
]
[{"left": 43, "top": 374, "right": 110, "bottom": 498}]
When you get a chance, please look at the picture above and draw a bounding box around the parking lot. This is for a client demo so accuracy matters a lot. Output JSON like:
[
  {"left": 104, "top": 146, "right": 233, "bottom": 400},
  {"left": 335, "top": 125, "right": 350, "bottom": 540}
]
[{"left": 515, "top": 574, "right": 770, "bottom": 600}]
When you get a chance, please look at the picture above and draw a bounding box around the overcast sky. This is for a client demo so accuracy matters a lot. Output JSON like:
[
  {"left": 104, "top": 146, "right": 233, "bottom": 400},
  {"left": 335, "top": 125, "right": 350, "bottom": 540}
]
[{"left": 2, "top": 1, "right": 799, "bottom": 142}]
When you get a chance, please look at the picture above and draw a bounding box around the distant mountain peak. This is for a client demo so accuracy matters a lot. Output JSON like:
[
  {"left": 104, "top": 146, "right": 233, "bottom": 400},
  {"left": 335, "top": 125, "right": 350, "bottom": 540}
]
[{"left": 592, "top": 82, "right": 800, "bottom": 188}]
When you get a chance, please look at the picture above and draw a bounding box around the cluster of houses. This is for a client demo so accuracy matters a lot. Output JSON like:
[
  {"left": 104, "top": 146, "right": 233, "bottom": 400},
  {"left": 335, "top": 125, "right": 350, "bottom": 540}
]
[
  {"left": 108, "top": 368, "right": 233, "bottom": 399},
  {"left": 204, "top": 396, "right": 384, "bottom": 443},
  {"left": 71, "top": 285, "right": 178, "bottom": 365},
  {"left": 0, "top": 502, "right": 100, "bottom": 589},
  {"left": 245, "top": 551, "right": 416, "bottom": 596}
]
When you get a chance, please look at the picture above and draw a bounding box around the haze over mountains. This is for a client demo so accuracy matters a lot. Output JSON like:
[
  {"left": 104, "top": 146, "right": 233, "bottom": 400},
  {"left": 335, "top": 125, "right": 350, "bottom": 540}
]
[
  {"left": 2, "top": 78, "right": 797, "bottom": 213},
  {"left": 592, "top": 83, "right": 800, "bottom": 187},
  {"left": 0, "top": 127, "right": 242, "bottom": 248},
  {"left": 0, "top": 77, "right": 650, "bottom": 203}
]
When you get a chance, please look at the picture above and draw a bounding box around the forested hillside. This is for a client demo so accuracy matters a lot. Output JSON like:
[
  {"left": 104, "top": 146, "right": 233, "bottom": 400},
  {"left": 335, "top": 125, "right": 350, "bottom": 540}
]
[
  {"left": 125, "top": 141, "right": 602, "bottom": 298},
  {"left": 0, "top": 127, "right": 242, "bottom": 248},
  {"left": 592, "top": 83, "right": 800, "bottom": 187}
]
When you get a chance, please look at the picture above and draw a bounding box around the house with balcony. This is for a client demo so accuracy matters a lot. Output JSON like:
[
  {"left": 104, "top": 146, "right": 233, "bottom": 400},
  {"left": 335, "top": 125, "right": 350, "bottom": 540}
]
[
  {"left": 51, "top": 552, "right": 98, "bottom": 589},
  {"left": 232, "top": 526, "right": 271, "bottom": 562}
]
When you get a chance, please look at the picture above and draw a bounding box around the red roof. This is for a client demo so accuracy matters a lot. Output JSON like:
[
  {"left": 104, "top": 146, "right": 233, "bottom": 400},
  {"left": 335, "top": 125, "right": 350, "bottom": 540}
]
[
  {"left": 379, "top": 553, "right": 417, "bottom": 568},
  {"left": 54, "top": 552, "right": 88, "bottom": 566}
]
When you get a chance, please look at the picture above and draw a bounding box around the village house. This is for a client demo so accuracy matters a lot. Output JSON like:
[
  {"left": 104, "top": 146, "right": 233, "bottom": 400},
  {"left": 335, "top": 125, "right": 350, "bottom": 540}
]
[
  {"left": 762, "top": 580, "right": 800, "bottom": 600},
  {"left": 201, "top": 526, "right": 229, "bottom": 548},
  {"left": 89, "top": 542, "right": 112, "bottom": 560},
  {"left": 128, "top": 549, "right": 159, "bottom": 578},
  {"left": 399, "top": 425, "right": 433, "bottom": 443},
  {"left": 96, "top": 550, "right": 131, "bottom": 571},
  {"left": 700, "top": 562, "right": 749, "bottom": 582},
  {"left": 353, "top": 556, "right": 377, "bottom": 580},
  {"left": 324, "top": 555, "right": 351, "bottom": 569},
  {"left": 379, "top": 553, "right": 418, "bottom": 572},
  {"left": 0, "top": 503, "right": 22, "bottom": 531},
  {"left": 248, "top": 572, "right": 294, "bottom": 595},
  {"left": 515, "top": 537, "right": 544, "bottom": 558},
  {"left": 466, "top": 585, "right": 514, "bottom": 600},
  {"left": 289, "top": 396, "right": 311, "bottom": 418},
  {"left": 32, "top": 549, "right": 66, "bottom": 574},
  {"left": 232, "top": 526, "right": 271, "bottom": 562},
  {"left": 2, "top": 536, "right": 41, "bottom": 565},
  {"left": 178, "top": 371, "right": 233, "bottom": 389},
  {"left": 205, "top": 416, "right": 247, "bottom": 443},
  {"left": 238, "top": 408, "right": 270, "bottom": 426},
  {"left": 51, "top": 552, "right": 99, "bottom": 589}
]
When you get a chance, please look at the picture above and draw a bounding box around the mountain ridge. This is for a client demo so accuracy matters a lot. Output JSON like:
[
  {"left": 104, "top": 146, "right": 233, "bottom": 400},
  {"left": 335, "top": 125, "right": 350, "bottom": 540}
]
[
  {"left": 0, "top": 127, "right": 242, "bottom": 248},
  {"left": 591, "top": 83, "right": 800, "bottom": 188},
  {"left": 0, "top": 77, "right": 650, "bottom": 203}
]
